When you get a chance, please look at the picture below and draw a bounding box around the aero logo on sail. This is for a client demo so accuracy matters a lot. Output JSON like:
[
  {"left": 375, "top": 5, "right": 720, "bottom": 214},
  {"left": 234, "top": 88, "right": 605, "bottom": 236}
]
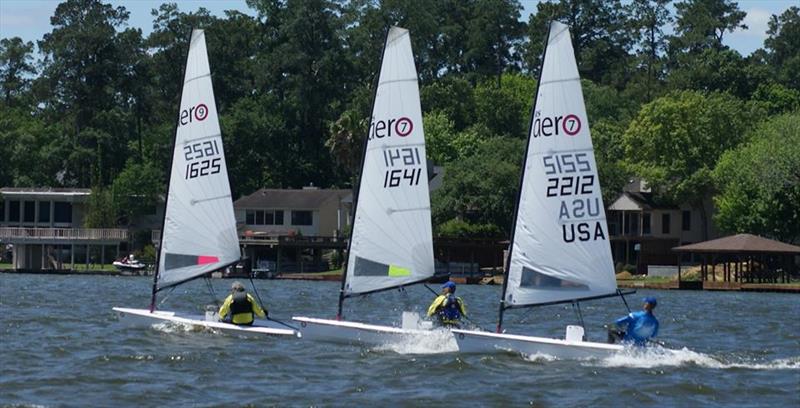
[
  {"left": 179, "top": 103, "right": 209, "bottom": 126},
  {"left": 369, "top": 116, "right": 413, "bottom": 140},
  {"left": 532, "top": 112, "right": 581, "bottom": 138}
]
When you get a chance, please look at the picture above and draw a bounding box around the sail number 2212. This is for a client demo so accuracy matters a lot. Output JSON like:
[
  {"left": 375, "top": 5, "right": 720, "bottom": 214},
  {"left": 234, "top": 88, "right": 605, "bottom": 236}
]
[{"left": 183, "top": 140, "right": 221, "bottom": 180}]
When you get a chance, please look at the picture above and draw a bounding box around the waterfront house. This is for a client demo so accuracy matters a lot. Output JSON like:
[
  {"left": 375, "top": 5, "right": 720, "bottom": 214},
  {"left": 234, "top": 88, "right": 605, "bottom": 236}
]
[
  {"left": 0, "top": 188, "right": 128, "bottom": 271},
  {"left": 607, "top": 179, "right": 719, "bottom": 274}
]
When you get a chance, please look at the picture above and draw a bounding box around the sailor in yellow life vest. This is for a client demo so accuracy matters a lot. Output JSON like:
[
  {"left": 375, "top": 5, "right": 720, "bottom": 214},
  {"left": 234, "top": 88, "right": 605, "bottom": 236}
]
[
  {"left": 427, "top": 281, "right": 467, "bottom": 327},
  {"left": 218, "top": 281, "right": 266, "bottom": 325}
]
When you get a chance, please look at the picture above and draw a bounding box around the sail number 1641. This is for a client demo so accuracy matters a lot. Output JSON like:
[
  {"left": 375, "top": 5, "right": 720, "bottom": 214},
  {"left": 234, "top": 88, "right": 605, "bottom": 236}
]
[{"left": 382, "top": 147, "right": 423, "bottom": 188}]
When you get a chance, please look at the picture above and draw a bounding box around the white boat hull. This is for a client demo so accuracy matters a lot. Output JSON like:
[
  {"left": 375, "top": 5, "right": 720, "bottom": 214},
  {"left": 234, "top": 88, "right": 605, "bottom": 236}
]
[
  {"left": 112, "top": 261, "right": 147, "bottom": 270},
  {"left": 452, "top": 328, "right": 623, "bottom": 359},
  {"left": 113, "top": 307, "right": 299, "bottom": 337},
  {"left": 292, "top": 315, "right": 451, "bottom": 347}
]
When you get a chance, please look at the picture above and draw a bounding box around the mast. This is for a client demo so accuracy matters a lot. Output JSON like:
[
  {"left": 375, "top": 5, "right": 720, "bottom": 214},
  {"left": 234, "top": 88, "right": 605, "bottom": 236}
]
[
  {"left": 496, "top": 21, "right": 555, "bottom": 332},
  {"left": 150, "top": 28, "right": 195, "bottom": 313},
  {"left": 336, "top": 27, "right": 392, "bottom": 320}
]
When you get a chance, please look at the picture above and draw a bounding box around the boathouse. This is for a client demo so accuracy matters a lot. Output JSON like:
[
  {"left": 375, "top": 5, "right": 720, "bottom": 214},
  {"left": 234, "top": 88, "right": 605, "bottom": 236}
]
[{"left": 673, "top": 234, "right": 800, "bottom": 289}]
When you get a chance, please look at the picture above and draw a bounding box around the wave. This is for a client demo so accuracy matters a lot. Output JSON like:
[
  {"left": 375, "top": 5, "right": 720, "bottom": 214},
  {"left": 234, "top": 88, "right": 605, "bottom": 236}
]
[
  {"left": 150, "top": 321, "right": 214, "bottom": 334},
  {"left": 373, "top": 328, "right": 459, "bottom": 355},
  {"left": 592, "top": 347, "right": 799, "bottom": 370}
]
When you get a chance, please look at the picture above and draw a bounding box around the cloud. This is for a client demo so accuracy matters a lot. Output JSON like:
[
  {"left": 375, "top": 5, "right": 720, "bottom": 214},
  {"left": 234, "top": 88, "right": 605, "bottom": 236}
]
[{"left": 738, "top": 8, "right": 772, "bottom": 39}]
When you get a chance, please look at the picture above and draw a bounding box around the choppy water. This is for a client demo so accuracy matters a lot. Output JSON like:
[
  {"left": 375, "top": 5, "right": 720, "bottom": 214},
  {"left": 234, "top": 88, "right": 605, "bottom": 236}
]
[{"left": 1, "top": 274, "right": 798, "bottom": 406}]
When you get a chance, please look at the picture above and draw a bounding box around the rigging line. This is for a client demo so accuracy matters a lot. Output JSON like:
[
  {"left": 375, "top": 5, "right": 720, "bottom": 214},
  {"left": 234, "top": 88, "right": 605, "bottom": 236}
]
[
  {"left": 205, "top": 276, "right": 220, "bottom": 306},
  {"left": 618, "top": 289, "right": 632, "bottom": 313},
  {"left": 572, "top": 301, "right": 586, "bottom": 328},
  {"left": 423, "top": 284, "right": 489, "bottom": 332},
  {"left": 191, "top": 194, "right": 232, "bottom": 205},
  {"left": 157, "top": 286, "right": 177, "bottom": 307},
  {"left": 183, "top": 133, "right": 222, "bottom": 144},
  {"left": 248, "top": 277, "right": 299, "bottom": 332}
]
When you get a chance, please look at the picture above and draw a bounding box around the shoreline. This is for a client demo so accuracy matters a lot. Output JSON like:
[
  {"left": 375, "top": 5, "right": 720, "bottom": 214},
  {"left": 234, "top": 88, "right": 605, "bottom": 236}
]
[{"left": 3, "top": 269, "right": 798, "bottom": 293}]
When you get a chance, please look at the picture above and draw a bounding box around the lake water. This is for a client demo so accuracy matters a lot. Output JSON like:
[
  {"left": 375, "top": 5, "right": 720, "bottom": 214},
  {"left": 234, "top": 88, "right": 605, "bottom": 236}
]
[{"left": 1, "top": 274, "right": 798, "bottom": 406}]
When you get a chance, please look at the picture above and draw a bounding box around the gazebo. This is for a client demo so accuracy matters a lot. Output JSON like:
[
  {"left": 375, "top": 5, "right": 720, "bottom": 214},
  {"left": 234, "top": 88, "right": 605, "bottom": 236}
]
[{"left": 672, "top": 234, "right": 800, "bottom": 284}]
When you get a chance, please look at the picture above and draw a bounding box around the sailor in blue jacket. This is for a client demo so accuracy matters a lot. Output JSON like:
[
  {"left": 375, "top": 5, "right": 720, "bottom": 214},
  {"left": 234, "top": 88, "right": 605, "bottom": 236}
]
[{"left": 611, "top": 296, "right": 659, "bottom": 346}]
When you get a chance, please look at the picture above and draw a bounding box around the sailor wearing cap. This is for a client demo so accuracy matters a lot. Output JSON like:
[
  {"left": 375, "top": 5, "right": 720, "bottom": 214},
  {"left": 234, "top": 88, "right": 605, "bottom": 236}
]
[
  {"left": 426, "top": 281, "right": 467, "bottom": 328},
  {"left": 611, "top": 296, "right": 660, "bottom": 346}
]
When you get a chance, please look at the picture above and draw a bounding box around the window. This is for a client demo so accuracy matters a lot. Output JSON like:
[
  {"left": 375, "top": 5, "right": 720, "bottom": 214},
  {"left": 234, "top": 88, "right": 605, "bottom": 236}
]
[
  {"left": 682, "top": 210, "right": 691, "bottom": 231},
  {"left": 39, "top": 201, "right": 51, "bottom": 223},
  {"left": 623, "top": 212, "right": 639, "bottom": 235},
  {"left": 246, "top": 209, "right": 285, "bottom": 225},
  {"left": 0, "top": 200, "right": 4, "bottom": 222},
  {"left": 54, "top": 202, "right": 72, "bottom": 223},
  {"left": 8, "top": 201, "right": 19, "bottom": 222},
  {"left": 291, "top": 210, "right": 313, "bottom": 226},
  {"left": 642, "top": 213, "right": 651, "bottom": 234},
  {"left": 661, "top": 213, "right": 671, "bottom": 234},
  {"left": 23, "top": 201, "right": 35, "bottom": 223}
]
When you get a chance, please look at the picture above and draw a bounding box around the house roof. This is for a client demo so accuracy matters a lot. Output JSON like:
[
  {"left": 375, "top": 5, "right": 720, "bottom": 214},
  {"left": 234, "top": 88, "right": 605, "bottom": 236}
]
[
  {"left": 673, "top": 234, "right": 800, "bottom": 254},
  {"left": 234, "top": 188, "right": 351, "bottom": 210},
  {"left": 608, "top": 191, "right": 677, "bottom": 211},
  {"left": 1, "top": 187, "right": 92, "bottom": 196}
]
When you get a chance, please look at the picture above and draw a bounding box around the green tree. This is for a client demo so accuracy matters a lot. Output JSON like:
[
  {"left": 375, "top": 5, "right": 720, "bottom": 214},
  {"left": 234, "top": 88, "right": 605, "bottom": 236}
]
[
  {"left": 749, "top": 82, "right": 800, "bottom": 116},
  {"left": 713, "top": 113, "right": 800, "bottom": 242},
  {"left": 464, "top": 0, "right": 524, "bottom": 85},
  {"left": 474, "top": 73, "right": 536, "bottom": 138},
  {"left": 111, "top": 160, "right": 163, "bottom": 226},
  {"left": 37, "top": 0, "right": 143, "bottom": 187},
  {"left": 627, "top": 0, "right": 672, "bottom": 101},
  {"left": 765, "top": 6, "right": 800, "bottom": 89},
  {"left": 622, "top": 90, "right": 752, "bottom": 240},
  {"left": 0, "top": 37, "right": 36, "bottom": 106},
  {"left": 524, "top": 0, "right": 633, "bottom": 88},
  {"left": 420, "top": 76, "right": 476, "bottom": 131},
  {"left": 591, "top": 119, "right": 631, "bottom": 204},
  {"left": 423, "top": 111, "right": 459, "bottom": 164},
  {"left": 432, "top": 136, "right": 524, "bottom": 235},
  {"left": 670, "top": 0, "right": 747, "bottom": 53}
]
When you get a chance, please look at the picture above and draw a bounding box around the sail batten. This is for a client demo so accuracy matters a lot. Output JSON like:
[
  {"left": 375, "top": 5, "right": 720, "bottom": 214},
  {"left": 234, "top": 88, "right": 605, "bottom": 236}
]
[
  {"left": 343, "top": 26, "right": 434, "bottom": 296},
  {"left": 502, "top": 21, "right": 617, "bottom": 308},
  {"left": 156, "top": 29, "right": 240, "bottom": 290}
]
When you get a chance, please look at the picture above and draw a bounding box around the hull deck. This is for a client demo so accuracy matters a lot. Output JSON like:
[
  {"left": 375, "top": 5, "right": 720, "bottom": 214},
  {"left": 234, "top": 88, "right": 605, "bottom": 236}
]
[{"left": 113, "top": 307, "right": 299, "bottom": 337}]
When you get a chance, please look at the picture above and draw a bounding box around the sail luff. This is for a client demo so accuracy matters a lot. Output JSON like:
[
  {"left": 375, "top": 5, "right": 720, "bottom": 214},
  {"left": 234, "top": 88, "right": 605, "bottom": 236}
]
[
  {"left": 502, "top": 21, "right": 617, "bottom": 310},
  {"left": 341, "top": 26, "right": 434, "bottom": 297},
  {"left": 150, "top": 28, "right": 196, "bottom": 311},
  {"left": 496, "top": 21, "right": 556, "bottom": 331},
  {"left": 337, "top": 27, "right": 393, "bottom": 318},
  {"left": 155, "top": 29, "right": 241, "bottom": 292}
]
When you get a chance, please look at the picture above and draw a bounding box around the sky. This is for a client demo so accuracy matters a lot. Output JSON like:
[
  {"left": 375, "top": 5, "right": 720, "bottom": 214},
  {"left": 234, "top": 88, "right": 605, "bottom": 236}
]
[{"left": 0, "top": 0, "right": 796, "bottom": 56}]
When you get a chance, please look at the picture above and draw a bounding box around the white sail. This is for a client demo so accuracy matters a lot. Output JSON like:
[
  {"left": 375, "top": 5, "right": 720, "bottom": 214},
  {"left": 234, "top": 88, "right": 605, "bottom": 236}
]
[
  {"left": 504, "top": 21, "right": 616, "bottom": 307},
  {"left": 344, "top": 27, "right": 434, "bottom": 296},
  {"left": 156, "top": 29, "right": 240, "bottom": 290}
]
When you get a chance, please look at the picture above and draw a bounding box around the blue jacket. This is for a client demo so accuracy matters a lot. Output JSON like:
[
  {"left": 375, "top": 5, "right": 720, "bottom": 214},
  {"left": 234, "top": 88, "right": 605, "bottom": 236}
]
[{"left": 615, "top": 311, "right": 659, "bottom": 345}]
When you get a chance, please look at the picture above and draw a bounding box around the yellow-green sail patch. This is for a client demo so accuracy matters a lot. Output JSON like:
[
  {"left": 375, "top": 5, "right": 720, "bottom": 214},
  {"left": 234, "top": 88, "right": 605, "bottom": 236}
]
[{"left": 388, "top": 265, "right": 411, "bottom": 277}]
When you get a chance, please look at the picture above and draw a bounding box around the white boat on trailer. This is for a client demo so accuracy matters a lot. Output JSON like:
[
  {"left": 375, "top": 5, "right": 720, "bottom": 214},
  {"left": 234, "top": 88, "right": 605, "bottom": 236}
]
[
  {"left": 113, "top": 30, "right": 298, "bottom": 338},
  {"left": 293, "top": 27, "right": 448, "bottom": 346},
  {"left": 453, "top": 21, "right": 636, "bottom": 359}
]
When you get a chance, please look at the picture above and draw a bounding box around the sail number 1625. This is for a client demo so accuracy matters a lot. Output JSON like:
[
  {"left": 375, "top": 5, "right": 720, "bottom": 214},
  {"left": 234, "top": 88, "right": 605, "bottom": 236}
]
[{"left": 184, "top": 140, "right": 221, "bottom": 180}]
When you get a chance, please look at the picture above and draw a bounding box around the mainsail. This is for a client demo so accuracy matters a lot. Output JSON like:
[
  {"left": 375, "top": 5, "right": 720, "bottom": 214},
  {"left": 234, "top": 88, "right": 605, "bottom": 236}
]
[
  {"left": 155, "top": 29, "right": 240, "bottom": 292},
  {"left": 502, "top": 21, "right": 616, "bottom": 308},
  {"left": 342, "top": 27, "right": 434, "bottom": 297}
]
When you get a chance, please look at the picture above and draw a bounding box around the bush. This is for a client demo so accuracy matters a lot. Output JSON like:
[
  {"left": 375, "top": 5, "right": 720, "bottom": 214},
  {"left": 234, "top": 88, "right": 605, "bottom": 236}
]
[{"left": 436, "top": 218, "right": 502, "bottom": 238}]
